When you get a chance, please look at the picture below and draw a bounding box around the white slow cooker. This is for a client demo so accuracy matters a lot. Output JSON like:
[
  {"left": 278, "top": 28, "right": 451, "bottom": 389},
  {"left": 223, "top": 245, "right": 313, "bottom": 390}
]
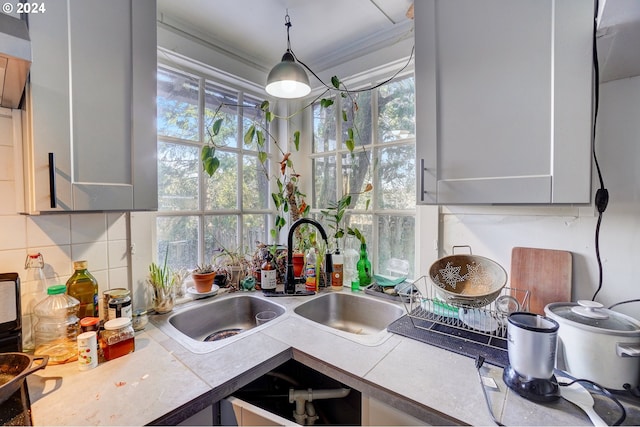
[{"left": 545, "top": 300, "right": 640, "bottom": 390}]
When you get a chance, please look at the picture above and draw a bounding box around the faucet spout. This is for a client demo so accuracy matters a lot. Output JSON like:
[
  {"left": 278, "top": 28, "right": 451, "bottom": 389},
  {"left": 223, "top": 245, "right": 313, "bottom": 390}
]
[{"left": 285, "top": 218, "right": 333, "bottom": 294}]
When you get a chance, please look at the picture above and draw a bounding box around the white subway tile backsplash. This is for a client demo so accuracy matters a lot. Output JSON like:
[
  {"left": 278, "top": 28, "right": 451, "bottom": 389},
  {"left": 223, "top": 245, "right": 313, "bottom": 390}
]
[
  {"left": 33, "top": 244, "right": 72, "bottom": 284},
  {"left": 71, "top": 241, "right": 108, "bottom": 271},
  {"left": 71, "top": 213, "right": 107, "bottom": 244},
  {"left": 0, "top": 248, "right": 26, "bottom": 275},
  {"left": 27, "top": 215, "right": 71, "bottom": 247},
  {"left": 108, "top": 266, "right": 130, "bottom": 290},
  {"left": 108, "top": 239, "right": 129, "bottom": 269},
  {"left": 0, "top": 215, "right": 27, "bottom": 250},
  {"left": 107, "top": 213, "right": 127, "bottom": 240}
]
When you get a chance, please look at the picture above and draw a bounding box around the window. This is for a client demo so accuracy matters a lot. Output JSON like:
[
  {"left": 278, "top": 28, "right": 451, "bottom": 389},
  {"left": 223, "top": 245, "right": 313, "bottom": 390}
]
[
  {"left": 311, "top": 76, "right": 416, "bottom": 276},
  {"left": 156, "top": 66, "right": 270, "bottom": 269}
]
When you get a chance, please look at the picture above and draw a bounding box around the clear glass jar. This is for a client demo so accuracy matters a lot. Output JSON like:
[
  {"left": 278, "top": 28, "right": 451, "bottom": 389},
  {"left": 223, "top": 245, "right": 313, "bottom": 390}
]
[
  {"left": 108, "top": 289, "right": 132, "bottom": 319},
  {"left": 101, "top": 317, "right": 135, "bottom": 361},
  {"left": 132, "top": 309, "right": 148, "bottom": 331},
  {"left": 33, "top": 284, "right": 80, "bottom": 364}
]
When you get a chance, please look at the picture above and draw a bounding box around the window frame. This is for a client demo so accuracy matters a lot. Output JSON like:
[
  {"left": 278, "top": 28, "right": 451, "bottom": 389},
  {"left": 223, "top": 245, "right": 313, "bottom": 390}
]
[
  {"left": 307, "top": 72, "right": 416, "bottom": 276},
  {"left": 155, "top": 60, "right": 276, "bottom": 268}
]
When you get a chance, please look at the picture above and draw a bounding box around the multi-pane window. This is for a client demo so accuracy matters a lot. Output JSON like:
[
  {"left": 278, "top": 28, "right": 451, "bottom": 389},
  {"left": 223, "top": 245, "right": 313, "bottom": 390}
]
[
  {"left": 311, "top": 75, "right": 416, "bottom": 276},
  {"left": 156, "top": 66, "right": 270, "bottom": 269}
]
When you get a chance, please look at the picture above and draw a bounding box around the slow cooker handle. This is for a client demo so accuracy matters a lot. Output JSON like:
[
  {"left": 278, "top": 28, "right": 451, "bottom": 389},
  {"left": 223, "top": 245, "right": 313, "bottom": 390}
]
[{"left": 617, "top": 343, "right": 640, "bottom": 357}]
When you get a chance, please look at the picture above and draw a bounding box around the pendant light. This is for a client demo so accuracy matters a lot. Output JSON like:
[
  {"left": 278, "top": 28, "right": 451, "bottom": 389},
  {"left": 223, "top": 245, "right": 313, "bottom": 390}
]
[{"left": 265, "top": 12, "right": 311, "bottom": 99}]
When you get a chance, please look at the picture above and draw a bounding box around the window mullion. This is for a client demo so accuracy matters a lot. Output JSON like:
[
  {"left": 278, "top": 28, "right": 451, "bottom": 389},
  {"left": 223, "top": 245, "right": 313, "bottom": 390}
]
[{"left": 198, "top": 76, "right": 206, "bottom": 265}]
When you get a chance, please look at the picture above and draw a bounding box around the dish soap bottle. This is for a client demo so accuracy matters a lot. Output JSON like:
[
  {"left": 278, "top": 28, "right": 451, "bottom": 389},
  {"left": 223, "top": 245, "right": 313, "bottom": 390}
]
[
  {"left": 331, "top": 249, "right": 344, "bottom": 291},
  {"left": 260, "top": 253, "right": 277, "bottom": 291},
  {"left": 305, "top": 245, "right": 317, "bottom": 292},
  {"left": 24, "top": 253, "right": 48, "bottom": 352},
  {"left": 66, "top": 260, "right": 99, "bottom": 318}
]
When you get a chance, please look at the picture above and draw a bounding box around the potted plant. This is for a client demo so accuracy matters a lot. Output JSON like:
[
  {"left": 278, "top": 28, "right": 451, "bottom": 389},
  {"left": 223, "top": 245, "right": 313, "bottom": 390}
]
[
  {"left": 148, "top": 257, "right": 176, "bottom": 314},
  {"left": 211, "top": 244, "right": 251, "bottom": 289},
  {"left": 191, "top": 264, "right": 217, "bottom": 293}
]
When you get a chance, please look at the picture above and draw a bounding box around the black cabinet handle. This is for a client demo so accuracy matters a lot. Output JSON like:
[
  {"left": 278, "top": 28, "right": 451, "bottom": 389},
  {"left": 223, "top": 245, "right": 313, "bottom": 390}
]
[
  {"left": 48, "top": 152, "right": 56, "bottom": 208},
  {"left": 420, "top": 158, "right": 425, "bottom": 202}
]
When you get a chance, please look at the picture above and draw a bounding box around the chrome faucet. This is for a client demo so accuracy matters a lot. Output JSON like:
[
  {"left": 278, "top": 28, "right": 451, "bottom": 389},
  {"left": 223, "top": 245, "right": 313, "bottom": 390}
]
[{"left": 285, "top": 218, "right": 333, "bottom": 294}]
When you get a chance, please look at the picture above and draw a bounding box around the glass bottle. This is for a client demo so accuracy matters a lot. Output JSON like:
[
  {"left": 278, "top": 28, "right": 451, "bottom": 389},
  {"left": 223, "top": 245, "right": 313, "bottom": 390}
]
[
  {"left": 357, "top": 243, "right": 372, "bottom": 287},
  {"left": 66, "top": 260, "right": 99, "bottom": 318},
  {"left": 23, "top": 253, "right": 48, "bottom": 352},
  {"left": 260, "top": 253, "right": 277, "bottom": 291},
  {"left": 34, "top": 284, "right": 80, "bottom": 364}
]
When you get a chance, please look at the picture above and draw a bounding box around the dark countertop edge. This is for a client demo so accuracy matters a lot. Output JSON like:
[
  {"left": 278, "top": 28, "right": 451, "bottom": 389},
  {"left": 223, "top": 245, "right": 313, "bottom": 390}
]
[{"left": 147, "top": 348, "right": 293, "bottom": 426}]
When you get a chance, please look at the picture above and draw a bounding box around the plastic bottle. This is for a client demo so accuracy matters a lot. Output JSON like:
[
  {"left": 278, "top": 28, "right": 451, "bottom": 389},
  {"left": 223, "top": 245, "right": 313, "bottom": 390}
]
[
  {"left": 34, "top": 284, "right": 80, "bottom": 364},
  {"left": 357, "top": 243, "right": 372, "bottom": 287},
  {"left": 331, "top": 249, "right": 344, "bottom": 291},
  {"left": 23, "top": 253, "right": 48, "bottom": 352},
  {"left": 66, "top": 260, "right": 99, "bottom": 318},
  {"left": 305, "top": 245, "right": 317, "bottom": 292},
  {"left": 343, "top": 248, "right": 358, "bottom": 287}
]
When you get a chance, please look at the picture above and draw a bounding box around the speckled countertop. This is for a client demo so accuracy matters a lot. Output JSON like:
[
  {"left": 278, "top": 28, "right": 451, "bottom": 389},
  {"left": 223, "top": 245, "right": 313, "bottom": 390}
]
[{"left": 26, "top": 289, "right": 640, "bottom": 426}]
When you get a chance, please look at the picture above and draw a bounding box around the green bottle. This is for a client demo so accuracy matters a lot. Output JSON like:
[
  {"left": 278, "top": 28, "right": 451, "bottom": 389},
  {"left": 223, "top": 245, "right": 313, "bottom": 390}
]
[
  {"left": 356, "top": 243, "right": 372, "bottom": 287},
  {"left": 66, "top": 260, "right": 99, "bottom": 318}
]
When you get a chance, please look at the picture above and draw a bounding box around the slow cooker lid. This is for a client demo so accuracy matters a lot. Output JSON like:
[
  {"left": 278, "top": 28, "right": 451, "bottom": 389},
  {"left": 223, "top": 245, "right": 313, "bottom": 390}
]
[{"left": 548, "top": 301, "right": 640, "bottom": 332}]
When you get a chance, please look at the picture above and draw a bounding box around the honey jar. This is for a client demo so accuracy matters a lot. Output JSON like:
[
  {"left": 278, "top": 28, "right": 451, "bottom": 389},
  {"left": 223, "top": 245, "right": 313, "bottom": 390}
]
[{"left": 100, "top": 317, "right": 135, "bottom": 361}]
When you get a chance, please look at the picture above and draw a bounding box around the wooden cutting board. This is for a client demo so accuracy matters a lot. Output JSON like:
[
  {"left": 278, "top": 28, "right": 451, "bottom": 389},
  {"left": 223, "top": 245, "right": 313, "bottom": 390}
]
[{"left": 510, "top": 247, "right": 572, "bottom": 315}]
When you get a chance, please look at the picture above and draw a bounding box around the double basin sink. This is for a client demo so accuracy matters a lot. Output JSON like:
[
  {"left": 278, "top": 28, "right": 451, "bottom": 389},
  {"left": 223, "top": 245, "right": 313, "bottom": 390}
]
[{"left": 153, "top": 291, "right": 405, "bottom": 353}]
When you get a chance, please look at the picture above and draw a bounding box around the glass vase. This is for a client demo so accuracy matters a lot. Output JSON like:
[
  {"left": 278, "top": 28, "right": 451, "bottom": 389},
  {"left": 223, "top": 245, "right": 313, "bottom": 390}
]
[{"left": 153, "top": 286, "right": 175, "bottom": 314}]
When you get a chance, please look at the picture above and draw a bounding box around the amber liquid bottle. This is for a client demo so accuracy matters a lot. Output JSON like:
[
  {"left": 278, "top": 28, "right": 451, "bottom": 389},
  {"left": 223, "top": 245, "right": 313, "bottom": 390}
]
[{"left": 66, "top": 260, "right": 99, "bottom": 318}]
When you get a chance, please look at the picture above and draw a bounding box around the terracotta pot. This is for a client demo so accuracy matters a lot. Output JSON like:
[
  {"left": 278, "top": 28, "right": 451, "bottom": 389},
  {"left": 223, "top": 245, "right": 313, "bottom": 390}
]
[
  {"left": 292, "top": 253, "right": 305, "bottom": 277},
  {"left": 192, "top": 271, "right": 215, "bottom": 293}
]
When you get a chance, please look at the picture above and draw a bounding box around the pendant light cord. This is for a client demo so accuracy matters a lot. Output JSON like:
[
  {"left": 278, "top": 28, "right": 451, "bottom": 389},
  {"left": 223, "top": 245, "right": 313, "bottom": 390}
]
[
  {"left": 284, "top": 11, "right": 293, "bottom": 53},
  {"left": 591, "top": 0, "right": 608, "bottom": 302}
]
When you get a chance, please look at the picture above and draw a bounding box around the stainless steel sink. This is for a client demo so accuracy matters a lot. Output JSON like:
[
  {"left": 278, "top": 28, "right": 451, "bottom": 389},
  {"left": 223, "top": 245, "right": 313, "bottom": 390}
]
[
  {"left": 293, "top": 292, "right": 404, "bottom": 345},
  {"left": 153, "top": 294, "right": 285, "bottom": 353}
]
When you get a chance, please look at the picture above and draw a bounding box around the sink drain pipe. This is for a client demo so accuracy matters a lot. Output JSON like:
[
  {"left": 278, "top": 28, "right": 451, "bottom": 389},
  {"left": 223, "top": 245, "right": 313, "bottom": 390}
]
[{"left": 289, "top": 387, "right": 351, "bottom": 425}]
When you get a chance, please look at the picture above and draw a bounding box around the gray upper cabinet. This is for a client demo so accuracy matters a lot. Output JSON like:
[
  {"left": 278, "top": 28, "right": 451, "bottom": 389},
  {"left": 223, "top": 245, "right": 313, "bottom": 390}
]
[
  {"left": 415, "top": 0, "right": 593, "bottom": 205},
  {"left": 23, "top": 0, "right": 157, "bottom": 213}
]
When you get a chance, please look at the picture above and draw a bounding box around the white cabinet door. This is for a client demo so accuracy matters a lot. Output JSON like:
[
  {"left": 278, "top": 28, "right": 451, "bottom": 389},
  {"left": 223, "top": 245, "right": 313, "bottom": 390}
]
[
  {"left": 24, "top": 0, "right": 157, "bottom": 212},
  {"left": 415, "top": 0, "right": 593, "bottom": 205}
]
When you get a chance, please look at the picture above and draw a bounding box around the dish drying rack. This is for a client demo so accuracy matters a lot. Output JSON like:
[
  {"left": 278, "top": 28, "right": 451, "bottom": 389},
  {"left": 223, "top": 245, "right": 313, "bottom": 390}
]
[{"left": 399, "top": 276, "right": 530, "bottom": 350}]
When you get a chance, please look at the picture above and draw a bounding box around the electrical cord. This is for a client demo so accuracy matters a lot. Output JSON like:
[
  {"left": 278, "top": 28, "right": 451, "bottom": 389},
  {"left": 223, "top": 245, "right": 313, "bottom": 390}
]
[
  {"left": 591, "top": 0, "right": 609, "bottom": 302},
  {"left": 475, "top": 356, "right": 505, "bottom": 426},
  {"left": 608, "top": 299, "right": 640, "bottom": 310},
  {"left": 291, "top": 44, "right": 415, "bottom": 94},
  {"left": 558, "top": 378, "right": 626, "bottom": 425}
]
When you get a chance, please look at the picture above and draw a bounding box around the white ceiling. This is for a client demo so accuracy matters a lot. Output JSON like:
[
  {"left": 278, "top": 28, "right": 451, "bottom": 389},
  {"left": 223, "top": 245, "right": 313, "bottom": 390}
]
[
  {"left": 157, "top": 0, "right": 414, "bottom": 74},
  {"left": 157, "top": 0, "right": 640, "bottom": 83}
]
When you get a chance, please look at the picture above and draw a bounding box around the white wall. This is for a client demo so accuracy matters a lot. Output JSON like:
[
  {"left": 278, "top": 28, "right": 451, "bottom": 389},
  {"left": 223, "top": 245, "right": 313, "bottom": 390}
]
[{"left": 438, "top": 76, "right": 640, "bottom": 318}]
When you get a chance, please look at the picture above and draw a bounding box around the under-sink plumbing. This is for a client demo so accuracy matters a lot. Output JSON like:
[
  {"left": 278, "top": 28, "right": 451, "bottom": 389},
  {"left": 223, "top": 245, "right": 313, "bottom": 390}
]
[{"left": 288, "top": 387, "right": 351, "bottom": 425}]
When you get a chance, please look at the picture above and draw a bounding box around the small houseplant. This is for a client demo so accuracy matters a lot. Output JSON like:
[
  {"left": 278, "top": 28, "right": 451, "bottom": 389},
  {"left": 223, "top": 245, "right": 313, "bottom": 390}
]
[
  {"left": 191, "top": 264, "right": 217, "bottom": 293},
  {"left": 148, "top": 256, "right": 176, "bottom": 314},
  {"left": 211, "top": 244, "right": 250, "bottom": 289}
]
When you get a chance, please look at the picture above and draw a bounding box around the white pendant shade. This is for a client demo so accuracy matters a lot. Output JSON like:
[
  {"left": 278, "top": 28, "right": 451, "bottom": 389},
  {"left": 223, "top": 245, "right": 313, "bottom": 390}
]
[{"left": 266, "top": 52, "right": 311, "bottom": 99}]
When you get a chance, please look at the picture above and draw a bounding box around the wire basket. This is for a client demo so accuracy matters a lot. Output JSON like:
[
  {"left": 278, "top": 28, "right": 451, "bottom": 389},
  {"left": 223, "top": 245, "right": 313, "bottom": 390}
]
[{"left": 400, "top": 276, "right": 530, "bottom": 341}]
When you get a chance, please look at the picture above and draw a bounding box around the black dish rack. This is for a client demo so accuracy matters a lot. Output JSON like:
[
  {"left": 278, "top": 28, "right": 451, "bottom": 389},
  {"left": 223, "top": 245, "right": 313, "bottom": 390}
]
[{"left": 388, "top": 276, "right": 530, "bottom": 368}]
